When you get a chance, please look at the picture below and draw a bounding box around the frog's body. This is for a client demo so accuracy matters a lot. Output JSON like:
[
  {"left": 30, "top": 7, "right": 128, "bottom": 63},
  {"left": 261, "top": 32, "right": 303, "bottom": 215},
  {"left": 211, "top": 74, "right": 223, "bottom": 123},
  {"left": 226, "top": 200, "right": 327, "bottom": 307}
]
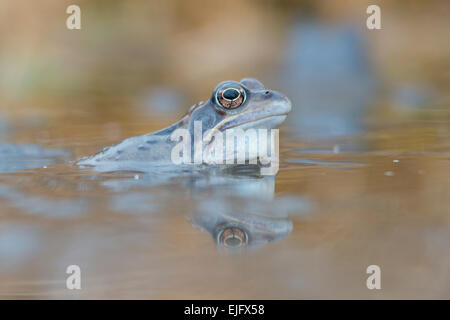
[{"left": 78, "top": 78, "right": 291, "bottom": 171}]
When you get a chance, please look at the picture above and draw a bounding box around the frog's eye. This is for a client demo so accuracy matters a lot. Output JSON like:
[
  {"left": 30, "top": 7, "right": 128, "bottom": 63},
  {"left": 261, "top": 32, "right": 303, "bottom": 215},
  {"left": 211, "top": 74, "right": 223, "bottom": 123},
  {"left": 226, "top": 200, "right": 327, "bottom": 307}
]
[
  {"left": 216, "top": 226, "right": 248, "bottom": 248},
  {"left": 216, "top": 86, "right": 246, "bottom": 109}
]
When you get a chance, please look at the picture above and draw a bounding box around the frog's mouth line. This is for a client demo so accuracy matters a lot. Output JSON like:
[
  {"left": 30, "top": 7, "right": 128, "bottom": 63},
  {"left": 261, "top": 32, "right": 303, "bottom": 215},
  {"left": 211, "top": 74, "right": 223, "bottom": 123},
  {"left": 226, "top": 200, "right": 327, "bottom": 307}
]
[{"left": 219, "top": 114, "right": 288, "bottom": 131}]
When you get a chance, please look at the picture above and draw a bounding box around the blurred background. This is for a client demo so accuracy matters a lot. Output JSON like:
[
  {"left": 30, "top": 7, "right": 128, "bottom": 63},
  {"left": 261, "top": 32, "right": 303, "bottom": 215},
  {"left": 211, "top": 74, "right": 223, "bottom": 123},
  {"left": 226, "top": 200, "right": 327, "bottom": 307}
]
[
  {"left": 0, "top": 0, "right": 449, "bottom": 299},
  {"left": 0, "top": 0, "right": 449, "bottom": 150}
]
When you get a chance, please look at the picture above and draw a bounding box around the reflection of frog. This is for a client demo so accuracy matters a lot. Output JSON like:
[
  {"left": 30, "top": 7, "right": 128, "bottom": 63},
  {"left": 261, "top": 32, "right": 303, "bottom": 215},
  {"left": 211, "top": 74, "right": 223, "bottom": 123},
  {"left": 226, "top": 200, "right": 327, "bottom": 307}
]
[
  {"left": 186, "top": 175, "right": 310, "bottom": 250},
  {"left": 104, "top": 171, "right": 311, "bottom": 250},
  {"left": 78, "top": 78, "right": 291, "bottom": 170},
  {"left": 190, "top": 189, "right": 310, "bottom": 250}
]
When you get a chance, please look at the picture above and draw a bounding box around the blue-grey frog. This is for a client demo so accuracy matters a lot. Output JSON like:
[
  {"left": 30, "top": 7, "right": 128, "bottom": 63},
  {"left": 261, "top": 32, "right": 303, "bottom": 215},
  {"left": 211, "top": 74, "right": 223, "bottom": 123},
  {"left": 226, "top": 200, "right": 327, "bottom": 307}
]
[{"left": 78, "top": 78, "right": 291, "bottom": 172}]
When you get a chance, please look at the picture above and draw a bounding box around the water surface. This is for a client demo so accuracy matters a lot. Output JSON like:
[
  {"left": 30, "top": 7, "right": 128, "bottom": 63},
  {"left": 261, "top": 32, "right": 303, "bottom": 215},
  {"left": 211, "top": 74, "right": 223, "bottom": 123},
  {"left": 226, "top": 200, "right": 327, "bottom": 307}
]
[{"left": 0, "top": 109, "right": 448, "bottom": 299}]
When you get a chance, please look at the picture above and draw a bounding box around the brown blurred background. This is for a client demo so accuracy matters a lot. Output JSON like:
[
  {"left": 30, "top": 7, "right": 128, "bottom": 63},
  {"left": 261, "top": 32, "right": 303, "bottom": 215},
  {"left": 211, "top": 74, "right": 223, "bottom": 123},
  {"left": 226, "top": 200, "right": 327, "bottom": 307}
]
[
  {"left": 0, "top": 0, "right": 450, "bottom": 299},
  {"left": 0, "top": 0, "right": 448, "bottom": 128}
]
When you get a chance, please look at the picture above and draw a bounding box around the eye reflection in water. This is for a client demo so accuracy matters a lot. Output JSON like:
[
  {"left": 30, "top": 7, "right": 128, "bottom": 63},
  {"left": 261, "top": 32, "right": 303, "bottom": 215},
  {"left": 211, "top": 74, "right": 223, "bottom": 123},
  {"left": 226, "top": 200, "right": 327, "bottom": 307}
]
[{"left": 216, "top": 225, "right": 249, "bottom": 249}]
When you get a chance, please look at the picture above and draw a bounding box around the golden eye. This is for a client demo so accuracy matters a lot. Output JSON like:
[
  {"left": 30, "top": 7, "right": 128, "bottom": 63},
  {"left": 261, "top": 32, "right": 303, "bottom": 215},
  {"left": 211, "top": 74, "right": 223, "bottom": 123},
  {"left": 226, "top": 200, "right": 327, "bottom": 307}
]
[
  {"left": 216, "top": 87, "right": 246, "bottom": 109},
  {"left": 217, "top": 226, "right": 248, "bottom": 248}
]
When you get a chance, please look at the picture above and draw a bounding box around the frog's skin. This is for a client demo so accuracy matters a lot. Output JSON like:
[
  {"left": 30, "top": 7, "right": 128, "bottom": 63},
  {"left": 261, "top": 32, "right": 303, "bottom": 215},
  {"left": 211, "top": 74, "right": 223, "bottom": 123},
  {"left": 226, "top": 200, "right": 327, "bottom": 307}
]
[{"left": 78, "top": 78, "right": 291, "bottom": 171}]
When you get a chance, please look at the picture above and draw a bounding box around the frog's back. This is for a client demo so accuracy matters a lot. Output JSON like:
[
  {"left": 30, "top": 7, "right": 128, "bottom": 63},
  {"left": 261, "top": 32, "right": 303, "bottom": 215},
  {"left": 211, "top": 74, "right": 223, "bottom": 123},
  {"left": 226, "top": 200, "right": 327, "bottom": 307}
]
[{"left": 78, "top": 133, "right": 175, "bottom": 167}]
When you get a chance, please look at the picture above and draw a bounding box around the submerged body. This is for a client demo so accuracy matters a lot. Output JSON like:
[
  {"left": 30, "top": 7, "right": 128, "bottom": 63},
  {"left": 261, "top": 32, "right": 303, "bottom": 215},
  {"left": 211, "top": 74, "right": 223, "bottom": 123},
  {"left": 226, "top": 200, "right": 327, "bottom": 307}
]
[{"left": 78, "top": 78, "right": 291, "bottom": 171}]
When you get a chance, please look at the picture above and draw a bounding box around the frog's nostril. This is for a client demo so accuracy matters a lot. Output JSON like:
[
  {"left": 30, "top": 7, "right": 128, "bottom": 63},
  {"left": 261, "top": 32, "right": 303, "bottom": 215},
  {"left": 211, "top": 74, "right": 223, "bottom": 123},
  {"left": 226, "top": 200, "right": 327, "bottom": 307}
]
[{"left": 264, "top": 90, "right": 272, "bottom": 98}]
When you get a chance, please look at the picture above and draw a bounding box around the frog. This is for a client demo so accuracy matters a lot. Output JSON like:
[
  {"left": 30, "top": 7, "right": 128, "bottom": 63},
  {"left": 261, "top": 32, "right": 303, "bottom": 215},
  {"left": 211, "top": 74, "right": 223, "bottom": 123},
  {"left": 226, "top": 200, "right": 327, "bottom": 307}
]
[{"left": 77, "top": 78, "right": 291, "bottom": 172}]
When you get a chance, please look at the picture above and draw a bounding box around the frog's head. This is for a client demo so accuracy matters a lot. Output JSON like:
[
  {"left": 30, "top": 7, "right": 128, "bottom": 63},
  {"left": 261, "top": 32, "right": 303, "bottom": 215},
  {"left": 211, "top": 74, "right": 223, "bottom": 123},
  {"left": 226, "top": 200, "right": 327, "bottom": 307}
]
[{"left": 185, "top": 78, "right": 292, "bottom": 136}]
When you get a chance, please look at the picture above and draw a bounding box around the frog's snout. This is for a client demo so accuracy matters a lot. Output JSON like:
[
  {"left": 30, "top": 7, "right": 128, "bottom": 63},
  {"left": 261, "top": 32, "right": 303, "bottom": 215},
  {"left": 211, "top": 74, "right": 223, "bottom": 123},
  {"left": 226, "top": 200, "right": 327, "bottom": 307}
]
[{"left": 265, "top": 90, "right": 292, "bottom": 116}]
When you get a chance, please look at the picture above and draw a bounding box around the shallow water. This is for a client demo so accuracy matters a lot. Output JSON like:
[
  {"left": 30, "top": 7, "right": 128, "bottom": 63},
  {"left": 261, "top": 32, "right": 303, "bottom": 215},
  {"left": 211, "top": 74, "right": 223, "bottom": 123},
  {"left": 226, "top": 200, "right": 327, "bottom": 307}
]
[{"left": 0, "top": 108, "right": 449, "bottom": 299}]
